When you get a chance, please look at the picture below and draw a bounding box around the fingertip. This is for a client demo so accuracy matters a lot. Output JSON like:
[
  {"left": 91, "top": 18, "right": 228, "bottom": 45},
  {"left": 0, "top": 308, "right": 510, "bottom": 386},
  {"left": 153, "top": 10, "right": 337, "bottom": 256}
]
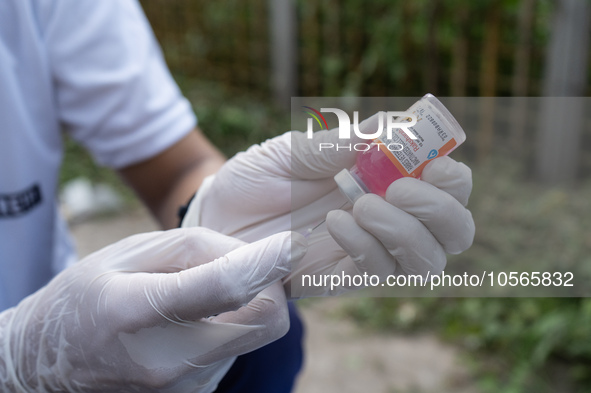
[
  {"left": 326, "top": 208, "right": 347, "bottom": 224},
  {"left": 384, "top": 177, "right": 421, "bottom": 204},
  {"left": 262, "top": 232, "right": 295, "bottom": 275},
  {"left": 326, "top": 208, "right": 359, "bottom": 248},
  {"left": 289, "top": 231, "right": 308, "bottom": 263},
  {"left": 211, "top": 233, "right": 295, "bottom": 310},
  {"left": 422, "top": 156, "right": 471, "bottom": 185},
  {"left": 352, "top": 193, "right": 384, "bottom": 221},
  {"left": 421, "top": 157, "right": 472, "bottom": 207},
  {"left": 446, "top": 210, "right": 476, "bottom": 255},
  {"left": 327, "top": 203, "right": 399, "bottom": 278}
]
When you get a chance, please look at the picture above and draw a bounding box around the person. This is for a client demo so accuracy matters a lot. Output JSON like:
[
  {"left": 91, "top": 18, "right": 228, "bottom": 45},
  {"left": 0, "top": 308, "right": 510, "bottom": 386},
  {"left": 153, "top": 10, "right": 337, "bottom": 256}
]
[{"left": 0, "top": 0, "right": 475, "bottom": 392}]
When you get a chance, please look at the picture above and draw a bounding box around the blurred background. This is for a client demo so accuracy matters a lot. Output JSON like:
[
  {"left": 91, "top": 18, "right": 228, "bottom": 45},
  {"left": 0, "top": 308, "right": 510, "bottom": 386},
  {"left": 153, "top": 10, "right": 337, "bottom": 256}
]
[{"left": 61, "top": 0, "right": 591, "bottom": 392}]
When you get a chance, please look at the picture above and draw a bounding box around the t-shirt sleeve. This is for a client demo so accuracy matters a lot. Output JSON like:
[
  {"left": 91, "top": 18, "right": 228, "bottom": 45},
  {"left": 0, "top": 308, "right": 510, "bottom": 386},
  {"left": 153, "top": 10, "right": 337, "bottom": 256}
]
[{"left": 42, "top": 0, "right": 196, "bottom": 168}]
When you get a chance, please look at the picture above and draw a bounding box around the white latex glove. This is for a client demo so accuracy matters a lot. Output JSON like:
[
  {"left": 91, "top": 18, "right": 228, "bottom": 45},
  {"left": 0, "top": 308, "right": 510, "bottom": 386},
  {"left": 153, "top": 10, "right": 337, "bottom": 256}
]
[
  {"left": 182, "top": 114, "right": 474, "bottom": 297},
  {"left": 0, "top": 228, "right": 306, "bottom": 392}
]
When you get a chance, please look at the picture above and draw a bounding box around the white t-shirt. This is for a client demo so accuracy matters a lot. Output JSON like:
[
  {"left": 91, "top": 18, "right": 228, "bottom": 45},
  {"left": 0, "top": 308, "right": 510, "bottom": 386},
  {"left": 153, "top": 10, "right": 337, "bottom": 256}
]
[{"left": 0, "top": 0, "right": 196, "bottom": 310}]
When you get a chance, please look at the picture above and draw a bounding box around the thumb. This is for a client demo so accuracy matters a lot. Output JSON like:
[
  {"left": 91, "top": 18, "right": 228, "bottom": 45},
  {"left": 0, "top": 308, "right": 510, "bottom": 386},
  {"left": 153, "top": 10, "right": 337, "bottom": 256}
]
[
  {"left": 140, "top": 231, "right": 308, "bottom": 322},
  {"left": 291, "top": 112, "right": 383, "bottom": 180}
]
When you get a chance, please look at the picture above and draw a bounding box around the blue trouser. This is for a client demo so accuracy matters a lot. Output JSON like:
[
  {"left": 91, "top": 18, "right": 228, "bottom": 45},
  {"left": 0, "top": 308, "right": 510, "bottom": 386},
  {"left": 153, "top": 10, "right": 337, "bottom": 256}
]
[{"left": 214, "top": 302, "right": 304, "bottom": 392}]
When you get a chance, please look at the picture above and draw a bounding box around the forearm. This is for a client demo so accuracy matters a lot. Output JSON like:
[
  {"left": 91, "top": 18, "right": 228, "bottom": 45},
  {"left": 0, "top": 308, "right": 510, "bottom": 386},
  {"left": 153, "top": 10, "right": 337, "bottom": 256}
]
[
  {"left": 156, "top": 153, "right": 224, "bottom": 229},
  {"left": 119, "top": 128, "right": 226, "bottom": 229}
]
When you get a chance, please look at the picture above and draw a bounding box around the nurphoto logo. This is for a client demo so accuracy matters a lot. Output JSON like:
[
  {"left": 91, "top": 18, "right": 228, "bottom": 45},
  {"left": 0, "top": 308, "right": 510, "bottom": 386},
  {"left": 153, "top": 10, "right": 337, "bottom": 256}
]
[{"left": 302, "top": 107, "right": 418, "bottom": 152}]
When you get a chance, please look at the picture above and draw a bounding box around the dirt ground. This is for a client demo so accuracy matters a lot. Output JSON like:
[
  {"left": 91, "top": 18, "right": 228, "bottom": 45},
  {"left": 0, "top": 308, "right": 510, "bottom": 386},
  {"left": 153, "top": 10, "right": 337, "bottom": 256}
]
[{"left": 69, "top": 207, "right": 480, "bottom": 393}]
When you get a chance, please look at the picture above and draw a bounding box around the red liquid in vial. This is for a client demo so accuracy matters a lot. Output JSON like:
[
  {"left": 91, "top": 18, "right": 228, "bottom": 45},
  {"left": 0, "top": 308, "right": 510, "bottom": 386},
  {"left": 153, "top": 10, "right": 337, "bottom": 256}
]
[
  {"left": 350, "top": 144, "right": 404, "bottom": 197},
  {"left": 334, "top": 94, "right": 466, "bottom": 205}
]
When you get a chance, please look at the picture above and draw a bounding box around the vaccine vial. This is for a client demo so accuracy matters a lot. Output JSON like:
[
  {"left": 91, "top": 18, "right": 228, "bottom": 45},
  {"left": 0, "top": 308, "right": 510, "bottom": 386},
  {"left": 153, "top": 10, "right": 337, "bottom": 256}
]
[{"left": 334, "top": 94, "right": 466, "bottom": 204}]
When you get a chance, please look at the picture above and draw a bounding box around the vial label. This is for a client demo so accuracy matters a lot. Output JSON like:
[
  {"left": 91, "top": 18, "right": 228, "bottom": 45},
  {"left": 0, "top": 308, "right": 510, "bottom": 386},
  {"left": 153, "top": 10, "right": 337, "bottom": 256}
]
[{"left": 376, "top": 102, "right": 457, "bottom": 178}]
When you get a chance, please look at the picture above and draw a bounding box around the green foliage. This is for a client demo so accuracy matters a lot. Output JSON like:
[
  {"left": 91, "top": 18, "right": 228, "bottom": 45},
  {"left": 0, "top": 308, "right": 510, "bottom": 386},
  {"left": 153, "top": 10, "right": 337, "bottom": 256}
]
[
  {"left": 143, "top": 0, "right": 557, "bottom": 98},
  {"left": 344, "top": 297, "right": 591, "bottom": 392}
]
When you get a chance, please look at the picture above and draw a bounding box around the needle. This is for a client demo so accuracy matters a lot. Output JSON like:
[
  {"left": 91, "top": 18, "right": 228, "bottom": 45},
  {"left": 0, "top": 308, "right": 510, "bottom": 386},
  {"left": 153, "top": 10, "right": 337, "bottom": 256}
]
[{"left": 303, "top": 201, "right": 349, "bottom": 238}]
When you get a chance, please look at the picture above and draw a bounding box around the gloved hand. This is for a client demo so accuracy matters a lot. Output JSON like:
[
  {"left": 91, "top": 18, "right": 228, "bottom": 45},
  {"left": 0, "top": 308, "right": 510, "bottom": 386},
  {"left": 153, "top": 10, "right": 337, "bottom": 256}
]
[
  {"left": 0, "top": 228, "right": 306, "bottom": 392},
  {"left": 301, "top": 155, "right": 474, "bottom": 296},
  {"left": 182, "top": 114, "right": 474, "bottom": 297}
]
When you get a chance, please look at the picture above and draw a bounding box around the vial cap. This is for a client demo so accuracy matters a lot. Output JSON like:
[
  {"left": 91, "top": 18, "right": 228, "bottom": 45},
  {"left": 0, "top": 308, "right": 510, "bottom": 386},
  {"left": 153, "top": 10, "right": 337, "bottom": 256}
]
[
  {"left": 421, "top": 93, "right": 466, "bottom": 145},
  {"left": 334, "top": 169, "right": 367, "bottom": 205}
]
